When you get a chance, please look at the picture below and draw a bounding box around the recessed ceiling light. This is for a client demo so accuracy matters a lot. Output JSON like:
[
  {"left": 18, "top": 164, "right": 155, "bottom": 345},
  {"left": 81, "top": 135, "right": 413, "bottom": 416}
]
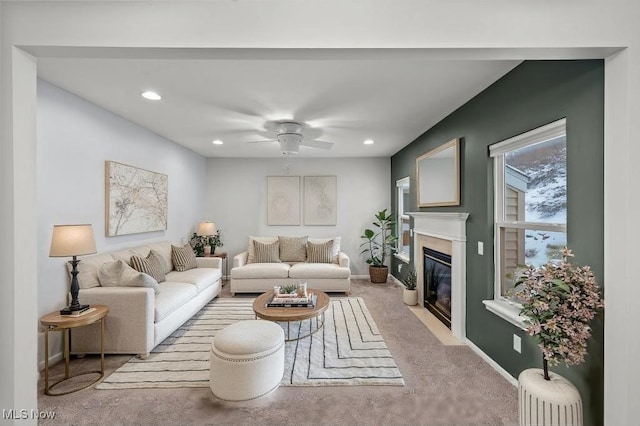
[
  {"left": 141, "top": 91, "right": 162, "bottom": 101},
  {"left": 364, "top": 139, "right": 374, "bottom": 145},
  {"left": 212, "top": 139, "right": 224, "bottom": 145}
]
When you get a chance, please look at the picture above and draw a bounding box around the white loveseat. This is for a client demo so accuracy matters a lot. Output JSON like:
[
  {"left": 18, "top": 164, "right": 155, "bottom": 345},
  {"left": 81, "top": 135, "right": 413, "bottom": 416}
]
[
  {"left": 230, "top": 236, "right": 350, "bottom": 295},
  {"left": 70, "top": 241, "right": 222, "bottom": 357}
]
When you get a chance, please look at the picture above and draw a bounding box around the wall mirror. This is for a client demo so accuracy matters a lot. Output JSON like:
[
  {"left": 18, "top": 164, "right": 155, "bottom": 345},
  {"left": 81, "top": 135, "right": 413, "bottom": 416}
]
[{"left": 416, "top": 138, "right": 460, "bottom": 207}]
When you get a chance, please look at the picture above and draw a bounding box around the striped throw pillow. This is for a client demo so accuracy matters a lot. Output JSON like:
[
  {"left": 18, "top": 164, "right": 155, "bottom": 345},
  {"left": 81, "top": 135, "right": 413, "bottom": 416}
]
[
  {"left": 171, "top": 244, "right": 198, "bottom": 272},
  {"left": 306, "top": 240, "right": 334, "bottom": 263},
  {"left": 130, "top": 249, "right": 166, "bottom": 283},
  {"left": 253, "top": 240, "right": 281, "bottom": 263}
]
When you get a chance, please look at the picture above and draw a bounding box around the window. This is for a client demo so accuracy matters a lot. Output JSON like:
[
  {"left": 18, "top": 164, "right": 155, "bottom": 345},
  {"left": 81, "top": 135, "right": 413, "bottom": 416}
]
[
  {"left": 484, "top": 119, "right": 567, "bottom": 327},
  {"left": 396, "top": 177, "right": 410, "bottom": 262}
]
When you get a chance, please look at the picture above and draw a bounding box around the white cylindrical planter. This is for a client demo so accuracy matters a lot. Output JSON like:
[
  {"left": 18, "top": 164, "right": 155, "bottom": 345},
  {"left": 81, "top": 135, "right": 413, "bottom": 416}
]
[
  {"left": 518, "top": 368, "right": 582, "bottom": 426},
  {"left": 403, "top": 289, "right": 418, "bottom": 305}
]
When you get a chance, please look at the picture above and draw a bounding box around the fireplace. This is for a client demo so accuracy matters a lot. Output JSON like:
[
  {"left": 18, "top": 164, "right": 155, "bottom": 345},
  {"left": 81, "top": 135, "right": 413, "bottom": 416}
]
[
  {"left": 423, "top": 247, "right": 452, "bottom": 328},
  {"left": 409, "top": 212, "right": 469, "bottom": 340}
]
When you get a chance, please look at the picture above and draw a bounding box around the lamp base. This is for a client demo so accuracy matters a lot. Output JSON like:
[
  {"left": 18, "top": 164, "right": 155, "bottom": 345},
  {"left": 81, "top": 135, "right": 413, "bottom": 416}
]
[{"left": 60, "top": 304, "right": 90, "bottom": 315}]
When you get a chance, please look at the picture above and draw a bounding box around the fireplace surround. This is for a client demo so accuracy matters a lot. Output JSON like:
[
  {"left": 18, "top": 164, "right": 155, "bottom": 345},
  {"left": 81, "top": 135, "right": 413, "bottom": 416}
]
[{"left": 408, "top": 212, "right": 469, "bottom": 340}]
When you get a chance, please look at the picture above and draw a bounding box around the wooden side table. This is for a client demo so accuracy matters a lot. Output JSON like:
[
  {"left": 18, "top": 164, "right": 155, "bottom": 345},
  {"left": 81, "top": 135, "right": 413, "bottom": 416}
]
[{"left": 40, "top": 305, "right": 108, "bottom": 395}]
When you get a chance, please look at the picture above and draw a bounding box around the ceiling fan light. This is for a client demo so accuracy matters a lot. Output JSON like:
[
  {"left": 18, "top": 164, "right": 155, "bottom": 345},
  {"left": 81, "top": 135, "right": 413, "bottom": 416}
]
[{"left": 280, "top": 137, "right": 300, "bottom": 155}]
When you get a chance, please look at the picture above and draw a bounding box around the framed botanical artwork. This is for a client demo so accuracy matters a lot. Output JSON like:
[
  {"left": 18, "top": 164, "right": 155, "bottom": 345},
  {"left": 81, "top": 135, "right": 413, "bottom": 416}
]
[
  {"left": 267, "top": 176, "right": 301, "bottom": 226},
  {"left": 303, "top": 176, "right": 337, "bottom": 225},
  {"left": 105, "top": 161, "right": 168, "bottom": 236}
]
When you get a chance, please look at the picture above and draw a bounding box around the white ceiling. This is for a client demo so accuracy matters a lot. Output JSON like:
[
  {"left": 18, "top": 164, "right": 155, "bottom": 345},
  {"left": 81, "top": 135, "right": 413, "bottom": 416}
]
[{"left": 37, "top": 50, "right": 520, "bottom": 158}]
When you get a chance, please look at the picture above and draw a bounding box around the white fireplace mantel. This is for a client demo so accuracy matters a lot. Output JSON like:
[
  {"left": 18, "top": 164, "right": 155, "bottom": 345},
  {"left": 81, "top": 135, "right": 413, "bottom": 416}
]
[
  {"left": 408, "top": 212, "right": 469, "bottom": 341},
  {"left": 408, "top": 212, "right": 470, "bottom": 242}
]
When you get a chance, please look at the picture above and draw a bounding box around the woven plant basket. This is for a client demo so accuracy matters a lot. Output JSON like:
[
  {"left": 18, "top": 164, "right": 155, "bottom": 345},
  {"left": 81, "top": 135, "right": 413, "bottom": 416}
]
[{"left": 369, "top": 266, "right": 389, "bottom": 284}]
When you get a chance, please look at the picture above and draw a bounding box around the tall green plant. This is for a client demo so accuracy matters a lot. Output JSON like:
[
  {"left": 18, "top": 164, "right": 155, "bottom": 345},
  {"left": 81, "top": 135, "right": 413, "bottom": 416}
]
[{"left": 360, "top": 209, "right": 398, "bottom": 267}]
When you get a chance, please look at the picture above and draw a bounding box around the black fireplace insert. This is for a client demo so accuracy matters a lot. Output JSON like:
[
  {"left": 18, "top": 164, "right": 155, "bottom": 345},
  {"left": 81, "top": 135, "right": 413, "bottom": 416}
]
[{"left": 423, "top": 247, "right": 452, "bottom": 328}]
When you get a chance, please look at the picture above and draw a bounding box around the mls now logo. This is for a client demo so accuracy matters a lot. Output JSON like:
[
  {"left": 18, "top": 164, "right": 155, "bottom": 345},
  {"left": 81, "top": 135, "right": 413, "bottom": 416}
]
[{"left": 2, "top": 409, "right": 56, "bottom": 420}]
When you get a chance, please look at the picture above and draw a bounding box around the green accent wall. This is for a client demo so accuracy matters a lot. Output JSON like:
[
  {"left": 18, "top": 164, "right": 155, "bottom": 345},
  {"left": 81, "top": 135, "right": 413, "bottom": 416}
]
[{"left": 391, "top": 60, "right": 604, "bottom": 425}]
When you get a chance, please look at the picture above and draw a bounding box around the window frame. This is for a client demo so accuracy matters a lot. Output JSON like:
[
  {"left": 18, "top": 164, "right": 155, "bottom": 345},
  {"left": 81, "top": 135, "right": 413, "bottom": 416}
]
[
  {"left": 395, "top": 177, "right": 411, "bottom": 263},
  {"left": 483, "top": 118, "right": 567, "bottom": 328}
]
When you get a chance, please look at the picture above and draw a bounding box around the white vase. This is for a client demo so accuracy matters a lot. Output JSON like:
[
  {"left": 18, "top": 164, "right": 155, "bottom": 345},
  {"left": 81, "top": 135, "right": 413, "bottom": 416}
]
[
  {"left": 518, "top": 368, "right": 582, "bottom": 426},
  {"left": 403, "top": 289, "right": 418, "bottom": 305}
]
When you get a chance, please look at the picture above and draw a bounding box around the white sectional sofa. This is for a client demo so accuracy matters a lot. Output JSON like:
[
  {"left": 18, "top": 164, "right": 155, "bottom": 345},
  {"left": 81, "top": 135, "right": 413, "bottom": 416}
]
[
  {"left": 70, "top": 241, "right": 222, "bottom": 357},
  {"left": 230, "top": 236, "right": 351, "bottom": 295}
]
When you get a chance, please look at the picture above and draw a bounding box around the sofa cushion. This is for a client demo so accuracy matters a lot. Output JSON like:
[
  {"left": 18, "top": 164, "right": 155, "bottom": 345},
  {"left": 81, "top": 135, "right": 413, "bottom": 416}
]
[
  {"left": 154, "top": 282, "right": 198, "bottom": 322},
  {"left": 278, "top": 235, "right": 308, "bottom": 262},
  {"left": 98, "top": 259, "right": 160, "bottom": 293},
  {"left": 308, "top": 237, "right": 341, "bottom": 263},
  {"left": 146, "top": 241, "right": 174, "bottom": 273},
  {"left": 306, "top": 240, "right": 334, "bottom": 263},
  {"left": 110, "top": 248, "right": 140, "bottom": 265},
  {"left": 171, "top": 244, "right": 198, "bottom": 272},
  {"left": 289, "top": 262, "right": 351, "bottom": 279},
  {"left": 72, "top": 252, "right": 116, "bottom": 289},
  {"left": 231, "top": 263, "right": 290, "bottom": 279},
  {"left": 247, "top": 236, "right": 278, "bottom": 263},
  {"left": 165, "top": 268, "right": 220, "bottom": 293},
  {"left": 252, "top": 240, "right": 281, "bottom": 263},
  {"left": 130, "top": 250, "right": 167, "bottom": 283}
]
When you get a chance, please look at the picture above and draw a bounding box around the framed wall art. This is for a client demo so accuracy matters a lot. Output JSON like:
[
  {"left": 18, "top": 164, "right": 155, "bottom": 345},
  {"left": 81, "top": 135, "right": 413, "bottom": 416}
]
[
  {"left": 303, "top": 175, "right": 337, "bottom": 225},
  {"left": 267, "top": 176, "right": 301, "bottom": 225},
  {"left": 105, "top": 161, "right": 168, "bottom": 236}
]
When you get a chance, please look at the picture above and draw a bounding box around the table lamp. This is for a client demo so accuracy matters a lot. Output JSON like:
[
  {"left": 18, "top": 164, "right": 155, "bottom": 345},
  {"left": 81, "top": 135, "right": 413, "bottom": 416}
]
[
  {"left": 49, "top": 224, "right": 97, "bottom": 315},
  {"left": 197, "top": 221, "right": 217, "bottom": 255}
]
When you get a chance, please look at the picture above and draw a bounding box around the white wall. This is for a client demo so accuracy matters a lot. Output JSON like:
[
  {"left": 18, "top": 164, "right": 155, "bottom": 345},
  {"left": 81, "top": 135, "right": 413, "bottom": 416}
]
[
  {"left": 37, "top": 80, "right": 206, "bottom": 364},
  {"left": 206, "top": 158, "right": 390, "bottom": 276}
]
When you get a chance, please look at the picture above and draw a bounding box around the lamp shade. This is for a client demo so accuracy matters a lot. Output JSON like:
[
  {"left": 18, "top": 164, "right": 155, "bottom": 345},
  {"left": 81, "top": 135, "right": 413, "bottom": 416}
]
[
  {"left": 196, "top": 221, "right": 217, "bottom": 236},
  {"left": 49, "top": 224, "right": 97, "bottom": 257}
]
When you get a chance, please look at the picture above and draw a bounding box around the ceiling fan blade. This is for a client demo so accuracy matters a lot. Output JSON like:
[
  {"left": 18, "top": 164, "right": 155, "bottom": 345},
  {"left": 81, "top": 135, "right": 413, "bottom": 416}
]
[{"left": 301, "top": 139, "right": 333, "bottom": 150}]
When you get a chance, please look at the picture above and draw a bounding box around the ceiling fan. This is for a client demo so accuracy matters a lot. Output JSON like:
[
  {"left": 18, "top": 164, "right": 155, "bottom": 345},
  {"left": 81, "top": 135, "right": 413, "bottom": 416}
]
[{"left": 249, "top": 121, "right": 334, "bottom": 155}]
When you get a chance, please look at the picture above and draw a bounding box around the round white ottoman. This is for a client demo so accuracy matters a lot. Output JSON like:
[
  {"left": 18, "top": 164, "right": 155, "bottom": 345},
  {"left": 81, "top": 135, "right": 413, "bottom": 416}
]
[{"left": 209, "top": 320, "right": 285, "bottom": 401}]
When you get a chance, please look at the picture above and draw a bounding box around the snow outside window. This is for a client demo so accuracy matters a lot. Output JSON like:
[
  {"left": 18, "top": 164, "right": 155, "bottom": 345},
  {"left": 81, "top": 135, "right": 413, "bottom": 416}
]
[
  {"left": 396, "top": 177, "right": 410, "bottom": 262},
  {"left": 487, "top": 119, "right": 567, "bottom": 323}
]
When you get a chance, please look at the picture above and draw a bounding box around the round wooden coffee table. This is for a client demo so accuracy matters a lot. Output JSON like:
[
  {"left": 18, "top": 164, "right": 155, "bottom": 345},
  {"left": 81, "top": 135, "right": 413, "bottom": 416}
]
[{"left": 253, "top": 290, "right": 330, "bottom": 341}]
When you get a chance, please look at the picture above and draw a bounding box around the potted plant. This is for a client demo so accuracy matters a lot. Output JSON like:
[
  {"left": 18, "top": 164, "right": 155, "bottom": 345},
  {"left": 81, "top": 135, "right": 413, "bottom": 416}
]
[
  {"left": 189, "top": 229, "right": 224, "bottom": 257},
  {"left": 401, "top": 266, "right": 418, "bottom": 305},
  {"left": 360, "top": 209, "right": 398, "bottom": 283},
  {"left": 515, "top": 247, "right": 603, "bottom": 424}
]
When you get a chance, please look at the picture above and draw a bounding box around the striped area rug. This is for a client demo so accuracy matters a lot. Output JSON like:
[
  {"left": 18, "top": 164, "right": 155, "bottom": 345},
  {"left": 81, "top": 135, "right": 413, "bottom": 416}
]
[{"left": 97, "top": 297, "right": 404, "bottom": 389}]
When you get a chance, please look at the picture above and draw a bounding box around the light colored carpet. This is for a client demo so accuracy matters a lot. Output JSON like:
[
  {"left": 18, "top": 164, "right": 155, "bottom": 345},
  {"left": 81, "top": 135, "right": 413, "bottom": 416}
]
[{"left": 96, "top": 297, "right": 404, "bottom": 389}]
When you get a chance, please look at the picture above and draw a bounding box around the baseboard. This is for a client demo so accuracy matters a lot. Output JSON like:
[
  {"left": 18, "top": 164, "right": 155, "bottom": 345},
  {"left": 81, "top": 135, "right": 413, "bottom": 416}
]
[
  {"left": 38, "top": 351, "right": 64, "bottom": 372},
  {"left": 38, "top": 330, "right": 64, "bottom": 372},
  {"left": 352, "top": 274, "right": 404, "bottom": 286},
  {"left": 464, "top": 338, "right": 518, "bottom": 387},
  {"left": 351, "top": 274, "right": 370, "bottom": 279}
]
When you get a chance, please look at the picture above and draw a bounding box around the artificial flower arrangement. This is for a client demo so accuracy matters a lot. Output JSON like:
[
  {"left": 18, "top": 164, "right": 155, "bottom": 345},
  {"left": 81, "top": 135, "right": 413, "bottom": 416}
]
[
  {"left": 189, "top": 229, "right": 223, "bottom": 257},
  {"left": 516, "top": 247, "right": 604, "bottom": 380}
]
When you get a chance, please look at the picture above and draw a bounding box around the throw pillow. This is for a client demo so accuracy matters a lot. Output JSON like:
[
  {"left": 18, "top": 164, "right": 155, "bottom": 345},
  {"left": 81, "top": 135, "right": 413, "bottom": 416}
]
[
  {"left": 98, "top": 259, "right": 160, "bottom": 293},
  {"left": 278, "top": 235, "right": 308, "bottom": 262},
  {"left": 308, "top": 237, "right": 341, "bottom": 263},
  {"left": 246, "top": 236, "right": 278, "bottom": 263},
  {"left": 252, "top": 240, "right": 281, "bottom": 263},
  {"left": 171, "top": 244, "right": 198, "bottom": 272},
  {"left": 130, "top": 249, "right": 167, "bottom": 283},
  {"left": 306, "top": 240, "right": 334, "bottom": 263}
]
